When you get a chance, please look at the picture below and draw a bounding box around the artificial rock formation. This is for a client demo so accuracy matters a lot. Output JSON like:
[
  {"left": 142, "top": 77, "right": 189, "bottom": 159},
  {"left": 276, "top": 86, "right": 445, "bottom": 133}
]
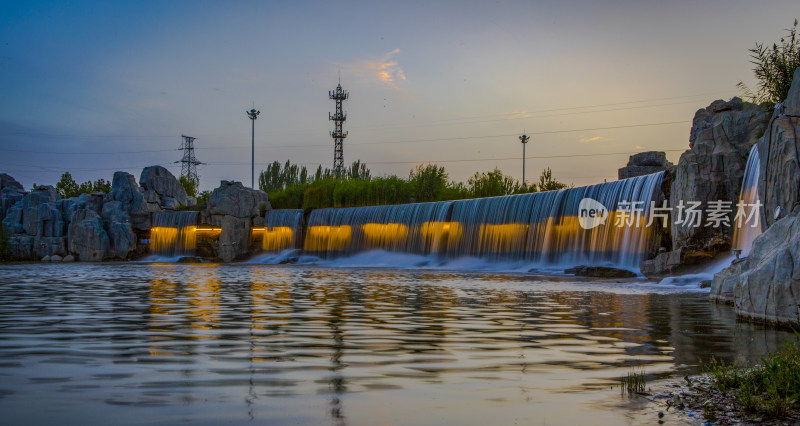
[
  {"left": 140, "top": 166, "right": 193, "bottom": 210},
  {"left": 760, "top": 67, "right": 800, "bottom": 229},
  {"left": 711, "top": 206, "right": 800, "bottom": 325},
  {"left": 205, "top": 180, "right": 270, "bottom": 262},
  {"left": 670, "top": 97, "right": 770, "bottom": 258},
  {"left": 711, "top": 68, "right": 800, "bottom": 326},
  {"left": 618, "top": 151, "right": 673, "bottom": 180}
]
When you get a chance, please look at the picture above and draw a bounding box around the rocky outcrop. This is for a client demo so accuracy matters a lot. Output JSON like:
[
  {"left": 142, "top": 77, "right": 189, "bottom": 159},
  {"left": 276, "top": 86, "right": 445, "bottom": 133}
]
[
  {"left": 208, "top": 181, "right": 269, "bottom": 218},
  {"left": 670, "top": 97, "right": 770, "bottom": 257},
  {"left": 206, "top": 181, "right": 270, "bottom": 262},
  {"left": 760, "top": 67, "right": 800, "bottom": 228},
  {"left": 1, "top": 186, "right": 68, "bottom": 258},
  {"left": 618, "top": 151, "right": 673, "bottom": 180},
  {"left": 711, "top": 206, "right": 800, "bottom": 326},
  {"left": 0, "top": 173, "right": 25, "bottom": 222},
  {"left": 564, "top": 265, "right": 637, "bottom": 278},
  {"left": 67, "top": 208, "right": 110, "bottom": 261},
  {"left": 105, "top": 171, "right": 150, "bottom": 231},
  {"left": 140, "top": 166, "right": 192, "bottom": 209}
]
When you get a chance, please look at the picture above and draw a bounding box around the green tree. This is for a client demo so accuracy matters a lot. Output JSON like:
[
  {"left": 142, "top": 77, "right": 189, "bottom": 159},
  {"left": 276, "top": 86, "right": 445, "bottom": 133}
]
[
  {"left": 467, "top": 168, "right": 521, "bottom": 198},
  {"left": 409, "top": 163, "right": 448, "bottom": 202},
  {"left": 56, "top": 172, "right": 80, "bottom": 198},
  {"left": 179, "top": 175, "right": 198, "bottom": 197},
  {"left": 538, "top": 168, "right": 568, "bottom": 192},
  {"left": 738, "top": 19, "right": 800, "bottom": 104}
]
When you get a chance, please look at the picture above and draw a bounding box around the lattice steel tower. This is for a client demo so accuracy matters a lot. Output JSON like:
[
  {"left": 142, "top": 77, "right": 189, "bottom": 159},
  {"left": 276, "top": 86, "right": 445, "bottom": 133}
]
[
  {"left": 329, "top": 82, "right": 349, "bottom": 175},
  {"left": 176, "top": 135, "right": 203, "bottom": 184}
]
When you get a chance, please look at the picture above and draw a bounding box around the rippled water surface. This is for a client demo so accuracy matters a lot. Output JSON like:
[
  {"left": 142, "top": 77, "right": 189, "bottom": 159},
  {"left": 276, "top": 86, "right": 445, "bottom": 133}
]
[{"left": 0, "top": 263, "right": 793, "bottom": 425}]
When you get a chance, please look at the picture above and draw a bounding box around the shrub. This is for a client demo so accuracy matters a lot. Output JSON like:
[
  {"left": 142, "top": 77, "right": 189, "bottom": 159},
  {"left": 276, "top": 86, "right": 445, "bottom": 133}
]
[{"left": 738, "top": 19, "right": 800, "bottom": 104}]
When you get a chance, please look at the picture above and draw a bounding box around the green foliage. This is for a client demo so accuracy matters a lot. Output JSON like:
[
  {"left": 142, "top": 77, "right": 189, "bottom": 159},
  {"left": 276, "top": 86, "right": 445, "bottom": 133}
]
[
  {"left": 179, "top": 175, "right": 198, "bottom": 198},
  {"left": 264, "top": 160, "right": 567, "bottom": 210},
  {"left": 538, "top": 167, "right": 569, "bottom": 192},
  {"left": 55, "top": 172, "right": 111, "bottom": 198},
  {"left": 704, "top": 338, "right": 800, "bottom": 417},
  {"left": 409, "top": 164, "right": 449, "bottom": 202},
  {"left": 620, "top": 367, "right": 647, "bottom": 395},
  {"left": 467, "top": 168, "right": 524, "bottom": 198},
  {"left": 196, "top": 190, "right": 211, "bottom": 205},
  {"left": 738, "top": 19, "right": 800, "bottom": 104}
]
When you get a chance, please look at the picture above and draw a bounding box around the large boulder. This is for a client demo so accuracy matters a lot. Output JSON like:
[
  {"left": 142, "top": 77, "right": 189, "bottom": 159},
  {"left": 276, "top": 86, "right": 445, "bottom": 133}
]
[
  {"left": 618, "top": 151, "right": 673, "bottom": 180},
  {"left": 711, "top": 206, "right": 800, "bottom": 326},
  {"left": 208, "top": 181, "right": 270, "bottom": 218},
  {"left": 0, "top": 173, "right": 25, "bottom": 222},
  {"left": 106, "top": 171, "right": 151, "bottom": 230},
  {"left": 216, "top": 215, "right": 253, "bottom": 262},
  {"left": 140, "top": 166, "right": 190, "bottom": 208},
  {"left": 670, "top": 97, "right": 770, "bottom": 257},
  {"left": 760, "top": 67, "right": 800, "bottom": 228},
  {"left": 68, "top": 208, "right": 110, "bottom": 261}
]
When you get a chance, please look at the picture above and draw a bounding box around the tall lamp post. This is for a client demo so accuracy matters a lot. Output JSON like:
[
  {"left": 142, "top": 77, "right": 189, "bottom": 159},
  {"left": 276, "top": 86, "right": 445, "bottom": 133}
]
[
  {"left": 246, "top": 108, "right": 260, "bottom": 189},
  {"left": 519, "top": 132, "right": 530, "bottom": 187}
]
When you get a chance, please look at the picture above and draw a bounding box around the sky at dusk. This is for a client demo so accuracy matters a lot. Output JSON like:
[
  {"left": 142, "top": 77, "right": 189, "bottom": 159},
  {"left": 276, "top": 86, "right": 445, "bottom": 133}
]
[{"left": 1, "top": 0, "right": 798, "bottom": 191}]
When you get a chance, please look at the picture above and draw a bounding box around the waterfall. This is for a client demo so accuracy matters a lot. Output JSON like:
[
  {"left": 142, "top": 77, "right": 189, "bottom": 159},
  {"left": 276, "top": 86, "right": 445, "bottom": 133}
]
[
  {"left": 304, "top": 172, "right": 663, "bottom": 271},
  {"left": 262, "top": 209, "right": 304, "bottom": 252},
  {"left": 732, "top": 144, "right": 762, "bottom": 256},
  {"left": 150, "top": 211, "right": 199, "bottom": 257}
]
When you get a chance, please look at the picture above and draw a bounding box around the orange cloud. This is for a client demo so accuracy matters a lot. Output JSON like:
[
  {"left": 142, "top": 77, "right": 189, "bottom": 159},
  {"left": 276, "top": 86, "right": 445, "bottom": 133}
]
[
  {"left": 340, "top": 49, "right": 407, "bottom": 89},
  {"left": 579, "top": 136, "right": 613, "bottom": 143}
]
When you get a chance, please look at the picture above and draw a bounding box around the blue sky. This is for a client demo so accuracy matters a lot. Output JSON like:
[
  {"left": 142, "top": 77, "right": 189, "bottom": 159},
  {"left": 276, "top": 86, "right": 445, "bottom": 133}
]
[{"left": 1, "top": 0, "right": 797, "bottom": 191}]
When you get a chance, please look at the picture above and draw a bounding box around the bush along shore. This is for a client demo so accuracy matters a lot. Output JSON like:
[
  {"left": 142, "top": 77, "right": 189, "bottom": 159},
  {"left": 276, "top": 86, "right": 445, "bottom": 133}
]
[{"left": 647, "top": 337, "right": 800, "bottom": 425}]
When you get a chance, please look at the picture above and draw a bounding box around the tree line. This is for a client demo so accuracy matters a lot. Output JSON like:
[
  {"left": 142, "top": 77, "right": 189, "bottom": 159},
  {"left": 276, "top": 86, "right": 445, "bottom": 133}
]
[{"left": 259, "top": 160, "right": 569, "bottom": 210}]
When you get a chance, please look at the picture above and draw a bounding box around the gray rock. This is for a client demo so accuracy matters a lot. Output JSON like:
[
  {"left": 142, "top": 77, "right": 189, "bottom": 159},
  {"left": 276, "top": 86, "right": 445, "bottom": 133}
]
[
  {"left": 217, "top": 215, "right": 253, "bottom": 262},
  {"left": 140, "top": 166, "right": 190, "bottom": 208},
  {"left": 41, "top": 255, "right": 50, "bottom": 262},
  {"left": 618, "top": 151, "right": 674, "bottom": 179},
  {"left": 8, "top": 234, "right": 34, "bottom": 259},
  {"left": 712, "top": 207, "right": 800, "bottom": 326},
  {"left": 0, "top": 185, "right": 25, "bottom": 222},
  {"left": 0, "top": 173, "right": 24, "bottom": 192},
  {"left": 760, "top": 67, "right": 800, "bottom": 228},
  {"left": 640, "top": 248, "right": 687, "bottom": 277},
  {"left": 62, "top": 254, "right": 75, "bottom": 262},
  {"left": 105, "top": 171, "right": 150, "bottom": 231},
  {"left": 2, "top": 205, "right": 24, "bottom": 234},
  {"left": 107, "top": 221, "right": 136, "bottom": 260},
  {"left": 670, "top": 97, "right": 770, "bottom": 256},
  {"left": 50, "top": 254, "right": 62, "bottom": 262},
  {"left": 208, "top": 181, "right": 270, "bottom": 218},
  {"left": 34, "top": 236, "right": 67, "bottom": 257},
  {"left": 68, "top": 208, "right": 110, "bottom": 261},
  {"left": 564, "top": 265, "right": 637, "bottom": 278}
]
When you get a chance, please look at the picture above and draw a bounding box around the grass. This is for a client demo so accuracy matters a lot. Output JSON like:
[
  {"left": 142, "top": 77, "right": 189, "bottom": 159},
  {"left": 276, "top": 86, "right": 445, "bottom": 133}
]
[
  {"left": 621, "top": 367, "right": 647, "bottom": 395},
  {"left": 704, "top": 337, "right": 800, "bottom": 418}
]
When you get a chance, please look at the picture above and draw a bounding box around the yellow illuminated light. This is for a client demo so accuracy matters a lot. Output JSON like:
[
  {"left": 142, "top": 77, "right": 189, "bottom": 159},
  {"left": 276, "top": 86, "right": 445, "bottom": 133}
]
[
  {"left": 262, "top": 226, "right": 294, "bottom": 251},
  {"left": 478, "top": 223, "right": 529, "bottom": 252},
  {"left": 420, "top": 221, "right": 463, "bottom": 251},
  {"left": 150, "top": 226, "right": 197, "bottom": 252},
  {"left": 361, "top": 223, "right": 408, "bottom": 248},
  {"left": 305, "top": 225, "right": 352, "bottom": 251}
]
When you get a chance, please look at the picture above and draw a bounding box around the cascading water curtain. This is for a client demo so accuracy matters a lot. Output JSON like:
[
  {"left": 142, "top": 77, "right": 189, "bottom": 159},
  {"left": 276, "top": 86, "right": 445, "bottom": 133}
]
[{"left": 304, "top": 172, "right": 664, "bottom": 271}]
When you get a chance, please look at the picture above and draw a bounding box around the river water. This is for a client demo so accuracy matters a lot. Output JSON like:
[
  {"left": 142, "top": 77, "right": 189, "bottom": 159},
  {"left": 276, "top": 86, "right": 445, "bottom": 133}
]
[{"left": 0, "top": 262, "right": 794, "bottom": 425}]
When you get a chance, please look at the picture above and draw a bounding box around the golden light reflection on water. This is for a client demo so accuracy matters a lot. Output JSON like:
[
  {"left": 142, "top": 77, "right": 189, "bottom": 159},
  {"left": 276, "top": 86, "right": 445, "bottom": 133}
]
[{"left": 7, "top": 263, "right": 795, "bottom": 424}]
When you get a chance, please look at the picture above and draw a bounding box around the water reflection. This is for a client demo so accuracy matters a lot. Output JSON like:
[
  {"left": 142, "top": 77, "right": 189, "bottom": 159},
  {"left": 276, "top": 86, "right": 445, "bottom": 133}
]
[{"left": 0, "top": 263, "right": 795, "bottom": 425}]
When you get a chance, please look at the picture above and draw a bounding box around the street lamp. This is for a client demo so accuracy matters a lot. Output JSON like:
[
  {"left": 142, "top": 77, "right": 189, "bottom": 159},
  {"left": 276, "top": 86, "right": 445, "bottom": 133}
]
[
  {"left": 246, "top": 108, "right": 260, "bottom": 189},
  {"left": 519, "top": 132, "right": 530, "bottom": 186}
]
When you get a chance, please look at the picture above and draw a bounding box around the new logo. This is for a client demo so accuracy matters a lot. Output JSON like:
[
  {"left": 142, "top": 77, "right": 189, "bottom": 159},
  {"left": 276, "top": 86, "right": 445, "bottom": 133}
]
[{"left": 578, "top": 198, "right": 608, "bottom": 230}]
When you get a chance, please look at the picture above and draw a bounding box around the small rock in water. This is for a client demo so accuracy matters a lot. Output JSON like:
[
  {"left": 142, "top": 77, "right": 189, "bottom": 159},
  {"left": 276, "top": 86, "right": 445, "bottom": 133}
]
[
  {"left": 564, "top": 265, "right": 637, "bottom": 278},
  {"left": 177, "top": 256, "right": 203, "bottom": 263},
  {"left": 62, "top": 255, "right": 75, "bottom": 262},
  {"left": 699, "top": 280, "right": 711, "bottom": 289},
  {"left": 658, "top": 411, "right": 664, "bottom": 418},
  {"left": 50, "top": 254, "right": 63, "bottom": 262},
  {"left": 41, "top": 256, "right": 51, "bottom": 262}
]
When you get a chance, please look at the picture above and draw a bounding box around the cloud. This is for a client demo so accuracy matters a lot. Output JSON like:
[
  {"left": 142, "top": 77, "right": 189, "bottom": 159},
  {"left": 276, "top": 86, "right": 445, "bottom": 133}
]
[
  {"left": 578, "top": 136, "right": 614, "bottom": 143},
  {"left": 635, "top": 145, "right": 645, "bottom": 149},
  {"left": 340, "top": 49, "right": 407, "bottom": 89},
  {"left": 506, "top": 111, "right": 532, "bottom": 120}
]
